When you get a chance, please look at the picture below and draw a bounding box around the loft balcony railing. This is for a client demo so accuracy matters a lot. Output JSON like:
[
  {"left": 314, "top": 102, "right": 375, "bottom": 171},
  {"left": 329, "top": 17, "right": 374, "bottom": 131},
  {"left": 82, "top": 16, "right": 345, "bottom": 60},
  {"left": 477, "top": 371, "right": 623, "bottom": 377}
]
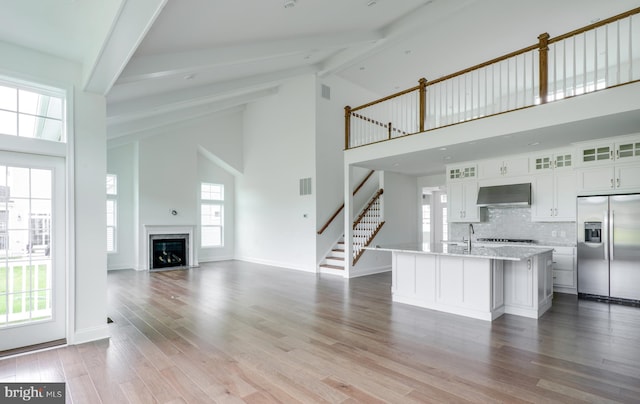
[{"left": 345, "top": 7, "right": 640, "bottom": 150}]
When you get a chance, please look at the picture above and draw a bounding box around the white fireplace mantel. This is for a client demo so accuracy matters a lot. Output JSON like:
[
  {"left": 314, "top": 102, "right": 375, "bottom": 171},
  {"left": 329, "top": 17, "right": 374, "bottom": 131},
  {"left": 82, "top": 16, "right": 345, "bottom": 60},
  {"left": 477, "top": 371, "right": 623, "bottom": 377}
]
[{"left": 143, "top": 225, "right": 198, "bottom": 270}]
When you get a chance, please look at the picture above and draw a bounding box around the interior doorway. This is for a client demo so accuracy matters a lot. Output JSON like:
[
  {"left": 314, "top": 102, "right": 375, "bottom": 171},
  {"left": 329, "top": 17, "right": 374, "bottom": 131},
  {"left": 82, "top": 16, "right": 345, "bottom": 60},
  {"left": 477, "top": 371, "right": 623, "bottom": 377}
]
[{"left": 421, "top": 187, "right": 447, "bottom": 246}]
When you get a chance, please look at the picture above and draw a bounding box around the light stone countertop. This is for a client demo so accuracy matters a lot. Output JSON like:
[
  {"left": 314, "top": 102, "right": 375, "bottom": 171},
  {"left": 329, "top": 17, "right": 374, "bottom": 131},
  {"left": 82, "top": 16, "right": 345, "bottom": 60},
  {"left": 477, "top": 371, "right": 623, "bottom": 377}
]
[{"left": 366, "top": 243, "right": 553, "bottom": 261}]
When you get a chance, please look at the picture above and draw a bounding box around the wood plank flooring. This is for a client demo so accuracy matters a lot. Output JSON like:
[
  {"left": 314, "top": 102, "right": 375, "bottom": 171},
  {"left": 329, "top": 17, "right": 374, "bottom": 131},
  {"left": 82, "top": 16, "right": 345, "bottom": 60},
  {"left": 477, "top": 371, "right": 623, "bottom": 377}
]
[{"left": 2, "top": 260, "right": 640, "bottom": 403}]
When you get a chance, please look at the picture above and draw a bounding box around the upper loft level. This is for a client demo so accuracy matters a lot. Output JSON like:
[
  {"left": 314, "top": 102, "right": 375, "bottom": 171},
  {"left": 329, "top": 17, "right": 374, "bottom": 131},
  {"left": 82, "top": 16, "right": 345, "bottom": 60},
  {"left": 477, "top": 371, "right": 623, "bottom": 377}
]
[{"left": 344, "top": 7, "right": 640, "bottom": 177}]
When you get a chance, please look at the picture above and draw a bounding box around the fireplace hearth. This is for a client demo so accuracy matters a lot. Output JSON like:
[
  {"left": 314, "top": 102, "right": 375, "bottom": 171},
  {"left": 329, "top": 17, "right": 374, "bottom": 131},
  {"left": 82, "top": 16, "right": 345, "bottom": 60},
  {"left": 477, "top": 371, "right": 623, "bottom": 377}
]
[{"left": 149, "top": 233, "right": 189, "bottom": 270}]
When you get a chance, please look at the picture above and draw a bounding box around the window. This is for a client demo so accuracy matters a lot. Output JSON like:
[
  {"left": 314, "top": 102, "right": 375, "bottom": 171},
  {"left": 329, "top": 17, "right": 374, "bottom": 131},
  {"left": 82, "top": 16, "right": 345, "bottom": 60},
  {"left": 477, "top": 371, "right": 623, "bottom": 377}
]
[
  {"left": 106, "top": 174, "right": 117, "bottom": 253},
  {"left": 201, "top": 183, "right": 224, "bottom": 247},
  {"left": 0, "top": 81, "right": 65, "bottom": 142}
]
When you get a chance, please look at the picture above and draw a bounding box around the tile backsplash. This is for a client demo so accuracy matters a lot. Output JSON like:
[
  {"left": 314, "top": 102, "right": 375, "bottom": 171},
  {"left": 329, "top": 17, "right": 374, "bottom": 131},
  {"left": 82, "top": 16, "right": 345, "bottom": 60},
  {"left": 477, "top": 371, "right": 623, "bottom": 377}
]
[{"left": 450, "top": 207, "right": 576, "bottom": 246}]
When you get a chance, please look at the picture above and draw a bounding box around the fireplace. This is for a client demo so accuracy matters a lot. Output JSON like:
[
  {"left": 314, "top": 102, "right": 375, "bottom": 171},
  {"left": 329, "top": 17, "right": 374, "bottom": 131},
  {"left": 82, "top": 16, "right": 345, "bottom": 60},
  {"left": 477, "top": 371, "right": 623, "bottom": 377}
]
[
  {"left": 150, "top": 234, "right": 188, "bottom": 270},
  {"left": 144, "top": 225, "right": 196, "bottom": 271}
]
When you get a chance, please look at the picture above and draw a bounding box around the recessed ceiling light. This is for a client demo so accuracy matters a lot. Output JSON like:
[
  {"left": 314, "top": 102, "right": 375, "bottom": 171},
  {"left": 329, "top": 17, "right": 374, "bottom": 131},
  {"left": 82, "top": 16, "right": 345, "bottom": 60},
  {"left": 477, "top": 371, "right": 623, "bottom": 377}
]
[
  {"left": 359, "top": 66, "right": 366, "bottom": 71},
  {"left": 404, "top": 50, "right": 412, "bottom": 55},
  {"left": 283, "top": 0, "right": 296, "bottom": 8},
  {"left": 439, "top": 147, "right": 447, "bottom": 151},
  {"left": 528, "top": 141, "right": 540, "bottom": 146},
  {"left": 444, "top": 156, "right": 452, "bottom": 161},
  {"left": 392, "top": 163, "right": 400, "bottom": 167},
  {"left": 183, "top": 74, "right": 195, "bottom": 80},
  {"left": 367, "top": 0, "right": 377, "bottom": 6}
]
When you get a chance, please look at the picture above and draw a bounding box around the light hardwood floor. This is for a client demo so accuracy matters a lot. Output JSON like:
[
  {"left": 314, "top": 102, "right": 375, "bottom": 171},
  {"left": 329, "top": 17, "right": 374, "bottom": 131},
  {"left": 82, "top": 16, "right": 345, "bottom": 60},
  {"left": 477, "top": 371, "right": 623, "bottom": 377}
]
[{"left": 2, "top": 260, "right": 640, "bottom": 403}]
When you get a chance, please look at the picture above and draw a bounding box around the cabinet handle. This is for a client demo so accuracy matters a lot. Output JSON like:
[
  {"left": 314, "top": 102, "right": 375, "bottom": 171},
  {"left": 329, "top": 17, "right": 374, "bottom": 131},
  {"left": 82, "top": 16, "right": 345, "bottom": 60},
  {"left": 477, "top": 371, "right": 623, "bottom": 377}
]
[
  {"left": 500, "top": 166, "right": 503, "bottom": 175},
  {"left": 550, "top": 208, "right": 553, "bottom": 216},
  {"left": 610, "top": 150, "right": 614, "bottom": 159},
  {"left": 616, "top": 178, "right": 620, "bottom": 188},
  {"left": 616, "top": 149, "right": 620, "bottom": 159},
  {"left": 504, "top": 166, "right": 507, "bottom": 175},
  {"left": 611, "top": 178, "right": 614, "bottom": 188}
]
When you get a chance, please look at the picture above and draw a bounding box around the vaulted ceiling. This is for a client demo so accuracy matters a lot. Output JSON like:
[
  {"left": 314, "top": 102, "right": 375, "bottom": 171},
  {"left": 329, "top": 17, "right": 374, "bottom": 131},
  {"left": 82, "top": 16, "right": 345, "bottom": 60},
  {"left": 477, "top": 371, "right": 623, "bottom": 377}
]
[{"left": 2, "top": 0, "right": 639, "bottom": 150}]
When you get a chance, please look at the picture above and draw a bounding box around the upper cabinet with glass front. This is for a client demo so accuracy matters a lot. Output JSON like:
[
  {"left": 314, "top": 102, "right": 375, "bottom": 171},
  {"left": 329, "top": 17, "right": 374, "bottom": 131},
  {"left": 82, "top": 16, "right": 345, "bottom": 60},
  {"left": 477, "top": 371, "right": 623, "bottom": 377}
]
[
  {"left": 577, "top": 136, "right": 640, "bottom": 166},
  {"left": 531, "top": 150, "right": 573, "bottom": 172}
]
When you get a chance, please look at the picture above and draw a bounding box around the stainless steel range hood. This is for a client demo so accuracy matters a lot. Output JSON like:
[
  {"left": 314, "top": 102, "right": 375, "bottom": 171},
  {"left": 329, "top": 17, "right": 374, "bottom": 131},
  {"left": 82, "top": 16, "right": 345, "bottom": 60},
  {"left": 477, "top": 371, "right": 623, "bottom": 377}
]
[{"left": 476, "top": 183, "right": 531, "bottom": 207}]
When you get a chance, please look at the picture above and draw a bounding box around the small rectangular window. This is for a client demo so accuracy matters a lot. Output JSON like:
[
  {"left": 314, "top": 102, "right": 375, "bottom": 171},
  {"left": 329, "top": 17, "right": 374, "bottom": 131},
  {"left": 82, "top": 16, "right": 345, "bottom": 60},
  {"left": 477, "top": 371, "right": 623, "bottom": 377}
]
[
  {"left": 0, "top": 82, "right": 65, "bottom": 142},
  {"left": 106, "top": 174, "right": 117, "bottom": 252},
  {"left": 201, "top": 182, "right": 224, "bottom": 247}
]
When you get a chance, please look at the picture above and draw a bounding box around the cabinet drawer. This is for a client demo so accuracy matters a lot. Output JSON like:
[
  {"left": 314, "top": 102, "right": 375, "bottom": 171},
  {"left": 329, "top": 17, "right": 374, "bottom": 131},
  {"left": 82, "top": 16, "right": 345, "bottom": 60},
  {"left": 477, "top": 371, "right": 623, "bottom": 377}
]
[
  {"left": 552, "top": 254, "right": 573, "bottom": 271},
  {"left": 552, "top": 246, "right": 575, "bottom": 256},
  {"left": 553, "top": 269, "right": 575, "bottom": 287}
]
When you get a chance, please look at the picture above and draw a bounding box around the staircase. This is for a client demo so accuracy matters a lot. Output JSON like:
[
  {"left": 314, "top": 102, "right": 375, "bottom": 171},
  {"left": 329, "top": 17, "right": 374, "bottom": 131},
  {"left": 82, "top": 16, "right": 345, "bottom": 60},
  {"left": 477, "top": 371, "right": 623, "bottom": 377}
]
[
  {"left": 319, "top": 237, "right": 346, "bottom": 274},
  {"left": 319, "top": 189, "right": 384, "bottom": 274}
]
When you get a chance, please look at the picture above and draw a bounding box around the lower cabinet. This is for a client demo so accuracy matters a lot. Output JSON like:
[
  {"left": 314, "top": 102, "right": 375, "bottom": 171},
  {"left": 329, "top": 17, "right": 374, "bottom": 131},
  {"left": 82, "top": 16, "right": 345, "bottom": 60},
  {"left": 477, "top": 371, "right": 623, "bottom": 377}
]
[
  {"left": 503, "top": 251, "right": 553, "bottom": 318},
  {"left": 551, "top": 246, "right": 576, "bottom": 294}
]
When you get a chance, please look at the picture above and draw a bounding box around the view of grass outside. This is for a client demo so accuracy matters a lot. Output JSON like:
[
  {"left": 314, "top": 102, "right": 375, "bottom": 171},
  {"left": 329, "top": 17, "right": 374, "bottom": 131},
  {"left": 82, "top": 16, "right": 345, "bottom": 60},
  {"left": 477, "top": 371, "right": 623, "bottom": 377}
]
[{"left": 0, "top": 262, "right": 51, "bottom": 326}]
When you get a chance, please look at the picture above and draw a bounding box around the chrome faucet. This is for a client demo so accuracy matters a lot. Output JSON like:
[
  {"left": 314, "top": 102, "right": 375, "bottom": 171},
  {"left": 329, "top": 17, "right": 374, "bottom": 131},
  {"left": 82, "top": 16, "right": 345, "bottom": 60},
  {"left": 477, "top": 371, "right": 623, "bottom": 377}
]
[{"left": 467, "top": 223, "right": 474, "bottom": 251}]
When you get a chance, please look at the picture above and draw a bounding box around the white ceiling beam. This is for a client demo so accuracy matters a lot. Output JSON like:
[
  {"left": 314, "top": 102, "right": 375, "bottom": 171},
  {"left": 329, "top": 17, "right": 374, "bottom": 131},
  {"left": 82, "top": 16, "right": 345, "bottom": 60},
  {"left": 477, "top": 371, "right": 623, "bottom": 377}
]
[
  {"left": 83, "top": 0, "right": 168, "bottom": 94},
  {"left": 318, "top": 0, "right": 476, "bottom": 76},
  {"left": 117, "top": 31, "right": 381, "bottom": 84},
  {"left": 108, "top": 65, "right": 317, "bottom": 123},
  {"left": 107, "top": 90, "right": 266, "bottom": 144}
]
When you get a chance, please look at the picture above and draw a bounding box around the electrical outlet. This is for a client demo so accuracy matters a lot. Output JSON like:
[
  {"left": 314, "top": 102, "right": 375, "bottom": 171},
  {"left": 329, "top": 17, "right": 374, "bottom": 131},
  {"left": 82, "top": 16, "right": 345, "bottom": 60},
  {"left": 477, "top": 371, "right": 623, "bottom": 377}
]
[
  {"left": 560, "top": 231, "right": 566, "bottom": 238},
  {"left": 552, "top": 230, "right": 557, "bottom": 237}
]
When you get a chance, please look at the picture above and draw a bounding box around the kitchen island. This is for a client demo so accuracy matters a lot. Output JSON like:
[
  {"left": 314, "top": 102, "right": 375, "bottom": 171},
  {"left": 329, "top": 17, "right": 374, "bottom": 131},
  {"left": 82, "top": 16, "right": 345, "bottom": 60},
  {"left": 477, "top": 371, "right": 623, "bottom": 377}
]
[{"left": 369, "top": 243, "right": 554, "bottom": 321}]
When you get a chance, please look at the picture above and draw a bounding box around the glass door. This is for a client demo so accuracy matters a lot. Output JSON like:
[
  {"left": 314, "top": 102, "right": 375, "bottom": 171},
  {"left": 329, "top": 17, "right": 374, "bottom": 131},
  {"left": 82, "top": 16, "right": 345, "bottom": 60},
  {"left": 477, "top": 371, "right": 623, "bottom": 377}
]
[{"left": 0, "top": 152, "right": 65, "bottom": 352}]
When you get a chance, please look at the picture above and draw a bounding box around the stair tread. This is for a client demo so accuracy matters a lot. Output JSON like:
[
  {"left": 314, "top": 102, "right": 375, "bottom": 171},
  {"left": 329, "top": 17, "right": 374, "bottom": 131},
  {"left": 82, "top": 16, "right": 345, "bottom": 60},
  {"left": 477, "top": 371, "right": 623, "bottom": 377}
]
[{"left": 327, "top": 256, "right": 344, "bottom": 261}]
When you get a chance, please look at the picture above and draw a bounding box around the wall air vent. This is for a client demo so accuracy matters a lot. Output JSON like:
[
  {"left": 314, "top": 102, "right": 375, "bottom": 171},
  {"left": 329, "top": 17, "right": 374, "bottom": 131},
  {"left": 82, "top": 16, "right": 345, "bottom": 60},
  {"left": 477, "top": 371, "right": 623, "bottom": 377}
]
[
  {"left": 299, "top": 177, "right": 312, "bottom": 196},
  {"left": 321, "top": 84, "right": 331, "bottom": 100}
]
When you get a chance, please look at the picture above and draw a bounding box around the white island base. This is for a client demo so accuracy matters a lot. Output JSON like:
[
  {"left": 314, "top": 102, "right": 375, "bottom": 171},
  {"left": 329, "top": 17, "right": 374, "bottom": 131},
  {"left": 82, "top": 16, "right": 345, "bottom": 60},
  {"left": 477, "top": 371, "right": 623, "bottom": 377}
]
[{"left": 390, "top": 248, "right": 553, "bottom": 321}]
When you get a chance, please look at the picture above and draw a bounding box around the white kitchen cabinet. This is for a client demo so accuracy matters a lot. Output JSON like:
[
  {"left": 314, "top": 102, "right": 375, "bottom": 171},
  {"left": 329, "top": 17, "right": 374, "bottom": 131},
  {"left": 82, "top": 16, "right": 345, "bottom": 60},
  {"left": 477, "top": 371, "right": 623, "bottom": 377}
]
[
  {"left": 448, "top": 164, "right": 477, "bottom": 180},
  {"left": 448, "top": 180, "right": 480, "bottom": 222},
  {"left": 478, "top": 156, "right": 529, "bottom": 179},
  {"left": 577, "top": 163, "right": 640, "bottom": 194},
  {"left": 551, "top": 246, "right": 576, "bottom": 294},
  {"left": 503, "top": 251, "right": 553, "bottom": 318},
  {"left": 532, "top": 171, "right": 576, "bottom": 221},
  {"left": 531, "top": 150, "right": 573, "bottom": 172},
  {"left": 578, "top": 136, "right": 640, "bottom": 166}
]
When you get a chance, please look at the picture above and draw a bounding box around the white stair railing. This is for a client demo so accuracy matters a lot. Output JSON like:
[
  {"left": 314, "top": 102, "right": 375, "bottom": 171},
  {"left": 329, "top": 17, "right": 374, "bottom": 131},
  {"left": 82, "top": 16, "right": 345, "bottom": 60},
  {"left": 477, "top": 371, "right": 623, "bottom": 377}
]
[{"left": 352, "top": 189, "right": 384, "bottom": 265}]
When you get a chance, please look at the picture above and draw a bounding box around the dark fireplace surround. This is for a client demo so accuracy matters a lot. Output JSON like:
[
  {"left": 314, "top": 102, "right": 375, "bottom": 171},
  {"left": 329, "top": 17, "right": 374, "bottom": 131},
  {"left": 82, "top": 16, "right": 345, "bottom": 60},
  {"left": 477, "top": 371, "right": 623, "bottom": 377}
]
[{"left": 149, "top": 233, "right": 189, "bottom": 270}]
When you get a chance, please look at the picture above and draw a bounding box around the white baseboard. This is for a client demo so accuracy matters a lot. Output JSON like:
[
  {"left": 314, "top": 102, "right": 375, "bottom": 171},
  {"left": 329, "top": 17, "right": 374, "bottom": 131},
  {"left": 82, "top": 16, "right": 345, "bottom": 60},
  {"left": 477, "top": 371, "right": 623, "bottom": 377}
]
[
  {"left": 107, "top": 265, "right": 133, "bottom": 271},
  {"left": 71, "top": 324, "right": 110, "bottom": 345},
  {"left": 348, "top": 265, "right": 391, "bottom": 278},
  {"left": 235, "top": 256, "right": 316, "bottom": 273},
  {"left": 199, "top": 255, "right": 235, "bottom": 263}
]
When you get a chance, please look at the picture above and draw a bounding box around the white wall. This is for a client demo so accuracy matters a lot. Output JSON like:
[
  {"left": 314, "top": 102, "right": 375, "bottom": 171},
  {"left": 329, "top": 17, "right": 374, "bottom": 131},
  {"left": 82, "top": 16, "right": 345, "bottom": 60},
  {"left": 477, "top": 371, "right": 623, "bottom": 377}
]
[
  {"left": 130, "top": 111, "right": 243, "bottom": 269},
  {"left": 236, "top": 75, "right": 317, "bottom": 271},
  {"left": 0, "top": 41, "right": 109, "bottom": 344},
  {"left": 107, "top": 142, "right": 136, "bottom": 270}
]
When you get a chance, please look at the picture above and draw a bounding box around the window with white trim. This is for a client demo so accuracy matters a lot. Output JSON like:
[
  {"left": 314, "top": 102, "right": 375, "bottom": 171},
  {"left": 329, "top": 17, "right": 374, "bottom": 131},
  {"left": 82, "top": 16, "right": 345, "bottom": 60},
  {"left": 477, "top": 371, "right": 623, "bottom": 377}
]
[
  {"left": 0, "top": 81, "right": 65, "bottom": 142},
  {"left": 201, "top": 183, "right": 224, "bottom": 247},
  {"left": 106, "top": 174, "right": 117, "bottom": 253}
]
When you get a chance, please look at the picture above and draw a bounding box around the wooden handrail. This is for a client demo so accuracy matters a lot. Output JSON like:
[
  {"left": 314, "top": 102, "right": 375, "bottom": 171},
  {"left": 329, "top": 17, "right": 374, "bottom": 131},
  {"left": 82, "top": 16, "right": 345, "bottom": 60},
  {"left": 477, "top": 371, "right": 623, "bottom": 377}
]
[
  {"left": 317, "top": 170, "right": 375, "bottom": 235},
  {"left": 549, "top": 7, "right": 640, "bottom": 44},
  {"left": 350, "top": 85, "right": 421, "bottom": 112},
  {"left": 353, "top": 188, "right": 384, "bottom": 230},
  {"left": 352, "top": 221, "right": 385, "bottom": 266},
  {"left": 426, "top": 44, "right": 539, "bottom": 87}
]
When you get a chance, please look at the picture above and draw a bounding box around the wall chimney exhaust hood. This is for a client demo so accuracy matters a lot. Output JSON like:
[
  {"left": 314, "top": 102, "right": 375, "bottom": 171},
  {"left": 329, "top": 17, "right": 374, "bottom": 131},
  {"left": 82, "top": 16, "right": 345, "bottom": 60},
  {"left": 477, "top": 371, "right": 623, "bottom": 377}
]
[{"left": 476, "top": 183, "right": 531, "bottom": 207}]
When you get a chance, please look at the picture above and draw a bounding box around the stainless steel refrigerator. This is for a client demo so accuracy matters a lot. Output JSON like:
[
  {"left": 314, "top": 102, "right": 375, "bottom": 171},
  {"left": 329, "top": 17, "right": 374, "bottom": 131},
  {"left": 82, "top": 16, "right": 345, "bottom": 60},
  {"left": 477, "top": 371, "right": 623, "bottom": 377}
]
[{"left": 577, "top": 194, "right": 640, "bottom": 301}]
